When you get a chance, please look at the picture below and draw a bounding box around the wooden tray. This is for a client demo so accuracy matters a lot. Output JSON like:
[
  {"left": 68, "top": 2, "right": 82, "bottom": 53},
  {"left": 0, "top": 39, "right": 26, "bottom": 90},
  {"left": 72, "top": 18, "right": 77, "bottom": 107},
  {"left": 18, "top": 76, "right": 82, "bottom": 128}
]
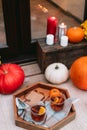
[{"left": 13, "top": 82, "right": 76, "bottom": 130}]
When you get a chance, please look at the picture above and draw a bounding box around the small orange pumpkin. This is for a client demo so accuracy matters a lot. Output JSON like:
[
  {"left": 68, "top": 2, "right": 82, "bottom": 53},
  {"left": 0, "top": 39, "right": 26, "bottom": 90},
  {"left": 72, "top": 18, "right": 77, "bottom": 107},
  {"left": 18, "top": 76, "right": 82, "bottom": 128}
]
[
  {"left": 66, "top": 26, "right": 84, "bottom": 43},
  {"left": 70, "top": 56, "right": 87, "bottom": 90}
]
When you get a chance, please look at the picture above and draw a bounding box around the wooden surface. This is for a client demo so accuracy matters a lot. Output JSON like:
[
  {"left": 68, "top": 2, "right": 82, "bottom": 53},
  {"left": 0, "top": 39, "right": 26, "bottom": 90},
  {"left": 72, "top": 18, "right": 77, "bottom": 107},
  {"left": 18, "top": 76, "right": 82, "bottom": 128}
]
[
  {"left": 0, "top": 63, "right": 87, "bottom": 130},
  {"left": 37, "top": 39, "right": 87, "bottom": 72}
]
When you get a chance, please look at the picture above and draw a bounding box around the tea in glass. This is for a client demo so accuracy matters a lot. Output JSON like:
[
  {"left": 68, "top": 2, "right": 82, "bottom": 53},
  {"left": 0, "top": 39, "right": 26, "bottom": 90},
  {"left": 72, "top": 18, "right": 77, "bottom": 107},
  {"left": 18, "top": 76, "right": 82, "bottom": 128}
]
[
  {"left": 50, "top": 94, "right": 65, "bottom": 111},
  {"left": 31, "top": 104, "right": 46, "bottom": 123}
]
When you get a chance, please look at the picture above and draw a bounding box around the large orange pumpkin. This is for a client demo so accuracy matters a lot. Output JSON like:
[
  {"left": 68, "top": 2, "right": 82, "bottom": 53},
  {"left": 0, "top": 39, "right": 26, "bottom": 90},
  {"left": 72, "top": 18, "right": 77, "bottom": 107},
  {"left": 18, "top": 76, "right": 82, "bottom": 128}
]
[
  {"left": 66, "top": 26, "right": 84, "bottom": 43},
  {"left": 70, "top": 56, "right": 87, "bottom": 90}
]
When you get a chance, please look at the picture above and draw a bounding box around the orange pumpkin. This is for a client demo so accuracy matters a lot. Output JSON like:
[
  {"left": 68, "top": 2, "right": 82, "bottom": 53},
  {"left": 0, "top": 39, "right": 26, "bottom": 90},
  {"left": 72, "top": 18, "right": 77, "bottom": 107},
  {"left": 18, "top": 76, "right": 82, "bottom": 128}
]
[
  {"left": 66, "top": 26, "right": 84, "bottom": 43},
  {"left": 70, "top": 56, "right": 87, "bottom": 90}
]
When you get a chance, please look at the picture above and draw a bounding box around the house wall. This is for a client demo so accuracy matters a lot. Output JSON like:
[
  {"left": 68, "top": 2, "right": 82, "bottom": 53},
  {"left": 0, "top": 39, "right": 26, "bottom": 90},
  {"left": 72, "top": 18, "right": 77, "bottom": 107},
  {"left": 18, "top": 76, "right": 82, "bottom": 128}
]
[{"left": 51, "top": 0, "right": 85, "bottom": 21}]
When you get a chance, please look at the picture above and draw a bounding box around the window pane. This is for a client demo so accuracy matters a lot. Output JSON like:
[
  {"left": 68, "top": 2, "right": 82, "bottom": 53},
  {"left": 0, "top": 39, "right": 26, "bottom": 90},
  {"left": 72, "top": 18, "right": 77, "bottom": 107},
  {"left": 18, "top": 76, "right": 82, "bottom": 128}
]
[
  {"left": 30, "top": 0, "right": 81, "bottom": 40},
  {"left": 0, "top": 0, "right": 6, "bottom": 47}
]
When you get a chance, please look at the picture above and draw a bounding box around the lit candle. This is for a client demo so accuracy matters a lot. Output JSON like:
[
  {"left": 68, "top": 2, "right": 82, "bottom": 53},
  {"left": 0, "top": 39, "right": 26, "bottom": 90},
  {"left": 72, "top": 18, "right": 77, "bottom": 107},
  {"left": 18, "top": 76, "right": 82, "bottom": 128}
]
[
  {"left": 47, "top": 17, "right": 57, "bottom": 37},
  {"left": 60, "top": 36, "right": 68, "bottom": 47},
  {"left": 58, "top": 22, "right": 67, "bottom": 41}
]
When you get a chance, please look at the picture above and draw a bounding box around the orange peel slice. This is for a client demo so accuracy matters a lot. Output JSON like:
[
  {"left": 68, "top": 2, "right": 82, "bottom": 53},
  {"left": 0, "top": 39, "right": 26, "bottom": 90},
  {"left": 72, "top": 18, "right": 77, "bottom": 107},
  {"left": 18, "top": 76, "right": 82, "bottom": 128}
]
[
  {"left": 49, "top": 88, "right": 61, "bottom": 97},
  {"left": 39, "top": 106, "right": 46, "bottom": 115}
]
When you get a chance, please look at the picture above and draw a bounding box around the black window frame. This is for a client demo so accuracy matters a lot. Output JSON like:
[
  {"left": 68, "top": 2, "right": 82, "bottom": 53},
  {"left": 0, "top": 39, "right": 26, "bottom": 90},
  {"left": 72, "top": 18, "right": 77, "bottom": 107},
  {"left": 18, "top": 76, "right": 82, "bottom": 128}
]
[
  {"left": 84, "top": 0, "right": 87, "bottom": 20},
  {"left": 0, "top": 0, "right": 36, "bottom": 63}
]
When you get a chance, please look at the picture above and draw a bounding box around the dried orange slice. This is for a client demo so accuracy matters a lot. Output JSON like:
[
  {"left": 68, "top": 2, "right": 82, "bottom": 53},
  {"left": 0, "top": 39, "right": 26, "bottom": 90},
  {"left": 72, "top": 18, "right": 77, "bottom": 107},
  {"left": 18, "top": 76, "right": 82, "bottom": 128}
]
[
  {"left": 39, "top": 106, "right": 46, "bottom": 115},
  {"left": 51, "top": 97, "right": 59, "bottom": 104},
  {"left": 49, "top": 88, "right": 61, "bottom": 97},
  {"left": 54, "top": 97, "right": 59, "bottom": 103}
]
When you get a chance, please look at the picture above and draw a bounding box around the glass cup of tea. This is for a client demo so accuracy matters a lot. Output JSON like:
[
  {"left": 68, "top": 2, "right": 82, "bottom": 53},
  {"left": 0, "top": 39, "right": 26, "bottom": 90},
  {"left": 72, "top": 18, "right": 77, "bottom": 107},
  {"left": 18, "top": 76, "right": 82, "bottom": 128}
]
[
  {"left": 50, "top": 94, "right": 65, "bottom": 112},
  {"left": 30, "top": 102, "right": 46, "bottom": 124}
]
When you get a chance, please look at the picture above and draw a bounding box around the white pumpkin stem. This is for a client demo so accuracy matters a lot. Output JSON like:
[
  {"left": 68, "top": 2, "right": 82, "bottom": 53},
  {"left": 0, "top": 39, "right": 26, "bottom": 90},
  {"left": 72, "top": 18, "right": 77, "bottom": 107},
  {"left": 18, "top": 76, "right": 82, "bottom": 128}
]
[{"left": 55, "top": 65, "right": 59, "bottom": 69}]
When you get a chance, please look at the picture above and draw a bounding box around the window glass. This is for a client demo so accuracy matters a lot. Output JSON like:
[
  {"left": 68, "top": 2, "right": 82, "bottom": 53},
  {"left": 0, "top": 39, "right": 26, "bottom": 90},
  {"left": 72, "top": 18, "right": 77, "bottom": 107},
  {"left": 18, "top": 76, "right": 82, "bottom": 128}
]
[
  {"left": 30, "top": 0, "right": 83, "bottom": 41},
  {"left": 0, "top": 0, "right": 6, "bottom": 48}
]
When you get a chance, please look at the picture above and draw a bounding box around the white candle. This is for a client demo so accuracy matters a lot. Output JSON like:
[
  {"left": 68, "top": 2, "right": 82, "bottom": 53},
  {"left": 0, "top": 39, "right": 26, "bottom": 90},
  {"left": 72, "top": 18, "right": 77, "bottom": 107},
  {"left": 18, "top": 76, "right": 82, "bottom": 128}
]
[
  {"left": 60, "top": 36, "right": 68, "bottom": 47},
  {"left": 46, "top": 34, "right": 54, "bottom": 45}
]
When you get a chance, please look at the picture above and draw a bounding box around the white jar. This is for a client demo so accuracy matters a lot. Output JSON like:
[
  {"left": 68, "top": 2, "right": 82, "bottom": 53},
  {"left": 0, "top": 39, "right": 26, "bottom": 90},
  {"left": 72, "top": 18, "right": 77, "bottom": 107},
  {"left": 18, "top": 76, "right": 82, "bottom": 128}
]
[
  {"left": 60, "top": 36, "right": 68, "bottom": 47},
  {"left": 46, "top": 34, "right": 54, "bottom": 45}
]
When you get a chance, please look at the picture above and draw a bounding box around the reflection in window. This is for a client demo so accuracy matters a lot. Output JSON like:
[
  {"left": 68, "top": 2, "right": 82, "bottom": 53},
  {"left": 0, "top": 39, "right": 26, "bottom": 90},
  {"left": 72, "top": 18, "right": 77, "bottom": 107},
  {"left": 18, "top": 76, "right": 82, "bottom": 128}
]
[
  {"left": 30, "top": 0, "right": 49, "bottom": 40},
  {"left": 30, "top": 0, "right": 81, "bottom": 41},
  {"left": 0, "top": 0, "right": 6, "bottom": 47}
]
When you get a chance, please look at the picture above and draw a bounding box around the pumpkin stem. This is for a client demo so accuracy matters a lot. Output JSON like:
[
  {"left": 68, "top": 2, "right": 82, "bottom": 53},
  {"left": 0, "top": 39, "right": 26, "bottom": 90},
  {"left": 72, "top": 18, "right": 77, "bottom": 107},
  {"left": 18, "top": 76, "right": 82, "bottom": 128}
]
[
  {"left": 55, "top": 65, "right": 59, "bottom": 69},
  {"left": 4, "top": 70, "right": 8, "bottom": 74}
]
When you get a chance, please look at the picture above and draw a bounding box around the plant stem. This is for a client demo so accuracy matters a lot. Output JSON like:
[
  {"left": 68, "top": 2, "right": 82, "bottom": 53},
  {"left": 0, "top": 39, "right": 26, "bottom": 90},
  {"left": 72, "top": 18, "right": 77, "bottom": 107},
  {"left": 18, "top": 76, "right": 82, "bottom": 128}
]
[{"left": 55, "top": 65, "right": 59, "bottom": 69}]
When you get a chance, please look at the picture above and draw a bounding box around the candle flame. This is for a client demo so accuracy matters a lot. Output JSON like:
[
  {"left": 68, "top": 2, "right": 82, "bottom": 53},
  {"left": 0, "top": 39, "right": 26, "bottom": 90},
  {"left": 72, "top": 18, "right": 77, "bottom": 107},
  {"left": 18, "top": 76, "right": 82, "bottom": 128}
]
[
  {"left": 38, "top": 4, "right": 48, "bottom": 13},
  {"left": 61, "top": 22, "right": 65, "bottom": 25},
  {"left": 51, "top": 17, "right": 56, "bottom": 20}
]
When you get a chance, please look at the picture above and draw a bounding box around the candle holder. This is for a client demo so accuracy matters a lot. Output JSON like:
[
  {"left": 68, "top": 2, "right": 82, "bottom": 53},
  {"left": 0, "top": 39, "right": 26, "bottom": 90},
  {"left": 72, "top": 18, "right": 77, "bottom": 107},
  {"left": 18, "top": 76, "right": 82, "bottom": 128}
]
[
  {"left": 60, "top": 36, "right": 68, "bottom": 47},
  {"left": 58, "top": 23, "right": 67, "bottom": 41},
  {"left": 46, "top": 34, "right": 54, "bottom": 45}
]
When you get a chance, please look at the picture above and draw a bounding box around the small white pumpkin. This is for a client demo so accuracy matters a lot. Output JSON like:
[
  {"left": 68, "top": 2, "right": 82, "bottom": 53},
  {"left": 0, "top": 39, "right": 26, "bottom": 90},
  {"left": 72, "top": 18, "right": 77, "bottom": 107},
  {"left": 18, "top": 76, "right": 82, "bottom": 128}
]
[{"left": 45, "top": 63, "right": 69, "bottom": 84}]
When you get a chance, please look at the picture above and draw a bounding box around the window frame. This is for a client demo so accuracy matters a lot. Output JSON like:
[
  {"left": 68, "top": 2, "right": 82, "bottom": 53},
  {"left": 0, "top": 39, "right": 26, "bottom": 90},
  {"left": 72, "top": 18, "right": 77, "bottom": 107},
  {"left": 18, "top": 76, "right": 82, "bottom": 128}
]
[
  {"left": 0, "top": 0, "right": 36, "bottom": 63},
  {"left": 84, "top": 0, "right": 87, "bottom": 20}
]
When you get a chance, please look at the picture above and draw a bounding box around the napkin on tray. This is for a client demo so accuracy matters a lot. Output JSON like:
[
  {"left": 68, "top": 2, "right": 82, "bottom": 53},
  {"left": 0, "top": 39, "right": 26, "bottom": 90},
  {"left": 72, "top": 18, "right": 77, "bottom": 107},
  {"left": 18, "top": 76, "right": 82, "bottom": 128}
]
[{"left": 16, "top": 97, "right": 78, "bottom": 128}]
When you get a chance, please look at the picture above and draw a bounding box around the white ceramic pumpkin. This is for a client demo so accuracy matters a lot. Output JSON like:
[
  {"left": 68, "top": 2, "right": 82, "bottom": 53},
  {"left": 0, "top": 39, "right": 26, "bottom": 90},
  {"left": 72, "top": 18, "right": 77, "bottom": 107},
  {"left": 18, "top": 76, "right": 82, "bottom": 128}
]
[{"left": 45, "top": 63, "right": 69, "bottom": 84}]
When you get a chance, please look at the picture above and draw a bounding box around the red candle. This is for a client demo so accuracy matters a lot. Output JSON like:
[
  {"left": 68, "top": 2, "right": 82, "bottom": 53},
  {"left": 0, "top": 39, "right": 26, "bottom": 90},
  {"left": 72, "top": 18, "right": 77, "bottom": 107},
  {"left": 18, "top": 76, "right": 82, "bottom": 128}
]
[{"left": 47, "top": 17, "right": 58, "bottom": 36}]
